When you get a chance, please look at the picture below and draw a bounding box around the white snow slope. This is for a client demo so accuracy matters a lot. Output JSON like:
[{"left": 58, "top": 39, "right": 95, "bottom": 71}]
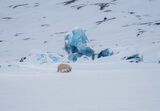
[{"left": 0, "top": 0, "right": 160, "bottom": 111}]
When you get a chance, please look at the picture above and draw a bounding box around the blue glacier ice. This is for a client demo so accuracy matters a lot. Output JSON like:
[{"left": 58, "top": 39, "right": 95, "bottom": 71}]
[
  {"left": 122, "top": 54, "right": 143, "bottom": 63},
  {"left": 27, "top": 51, "right": 60, "bottom": 64},
  {"left": 48, "top": 54, "right": 60, "bottom": 62},
  {"left": 97, "top": 48, "right": 113, "bottom": 58},
  {"left": 125, "top": 54, "right": 143, "bottom": 63},
  {"left": 65, "top": 28, "right": 94, "bottom": 61},
  {"left": 65, "top": 28, "right": 114, "bottom": 62}
]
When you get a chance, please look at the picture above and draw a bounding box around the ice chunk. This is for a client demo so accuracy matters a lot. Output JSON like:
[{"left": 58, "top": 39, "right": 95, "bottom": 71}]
[
  {"left": 64, "top": 28, "right": 114, "bottom": 61},
  {"left": 25, "top": 50, "right": 61, "bottom": 64},
  {"left": 68, "top": 53, "right": 79, "bottom": 62},
  {"left": 97, "top": 48, "right": 113, "bottom": 58},
  {"left": 65, "top": 28, "right": 94, "bottom": 62},
  {"left": 124, "top": 54, "right": 143, "bottom": 63},
  {"left": 71, "top": 28, "right": 88, "bottom": 46},
  {"left": 79, "top": 46, "right": 94, "bottom": 56},
  {"left": 48, "top": 54, "right": 60, "bottom": 62}
]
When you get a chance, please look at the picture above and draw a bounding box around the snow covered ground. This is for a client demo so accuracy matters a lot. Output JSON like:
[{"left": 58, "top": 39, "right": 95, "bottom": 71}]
[
  {"left": 0, "top": 0, "right": 160, "bottom": 110},
  {"left": 0, "top": 63, "right": 160, "bottom": 111},
  {"left": 0, "top": 0, "right": 160, "bottom": 63}
]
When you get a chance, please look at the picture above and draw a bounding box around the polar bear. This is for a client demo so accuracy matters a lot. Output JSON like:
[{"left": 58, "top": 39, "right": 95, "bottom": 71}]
[{"left": 57, "top": 64, "right": 72, "bottom": 73}]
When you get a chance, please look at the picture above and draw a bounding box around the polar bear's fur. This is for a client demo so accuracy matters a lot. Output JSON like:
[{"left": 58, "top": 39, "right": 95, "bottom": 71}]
[{"left": 57, "top": 64, "right": 72, "bottom": 73}]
